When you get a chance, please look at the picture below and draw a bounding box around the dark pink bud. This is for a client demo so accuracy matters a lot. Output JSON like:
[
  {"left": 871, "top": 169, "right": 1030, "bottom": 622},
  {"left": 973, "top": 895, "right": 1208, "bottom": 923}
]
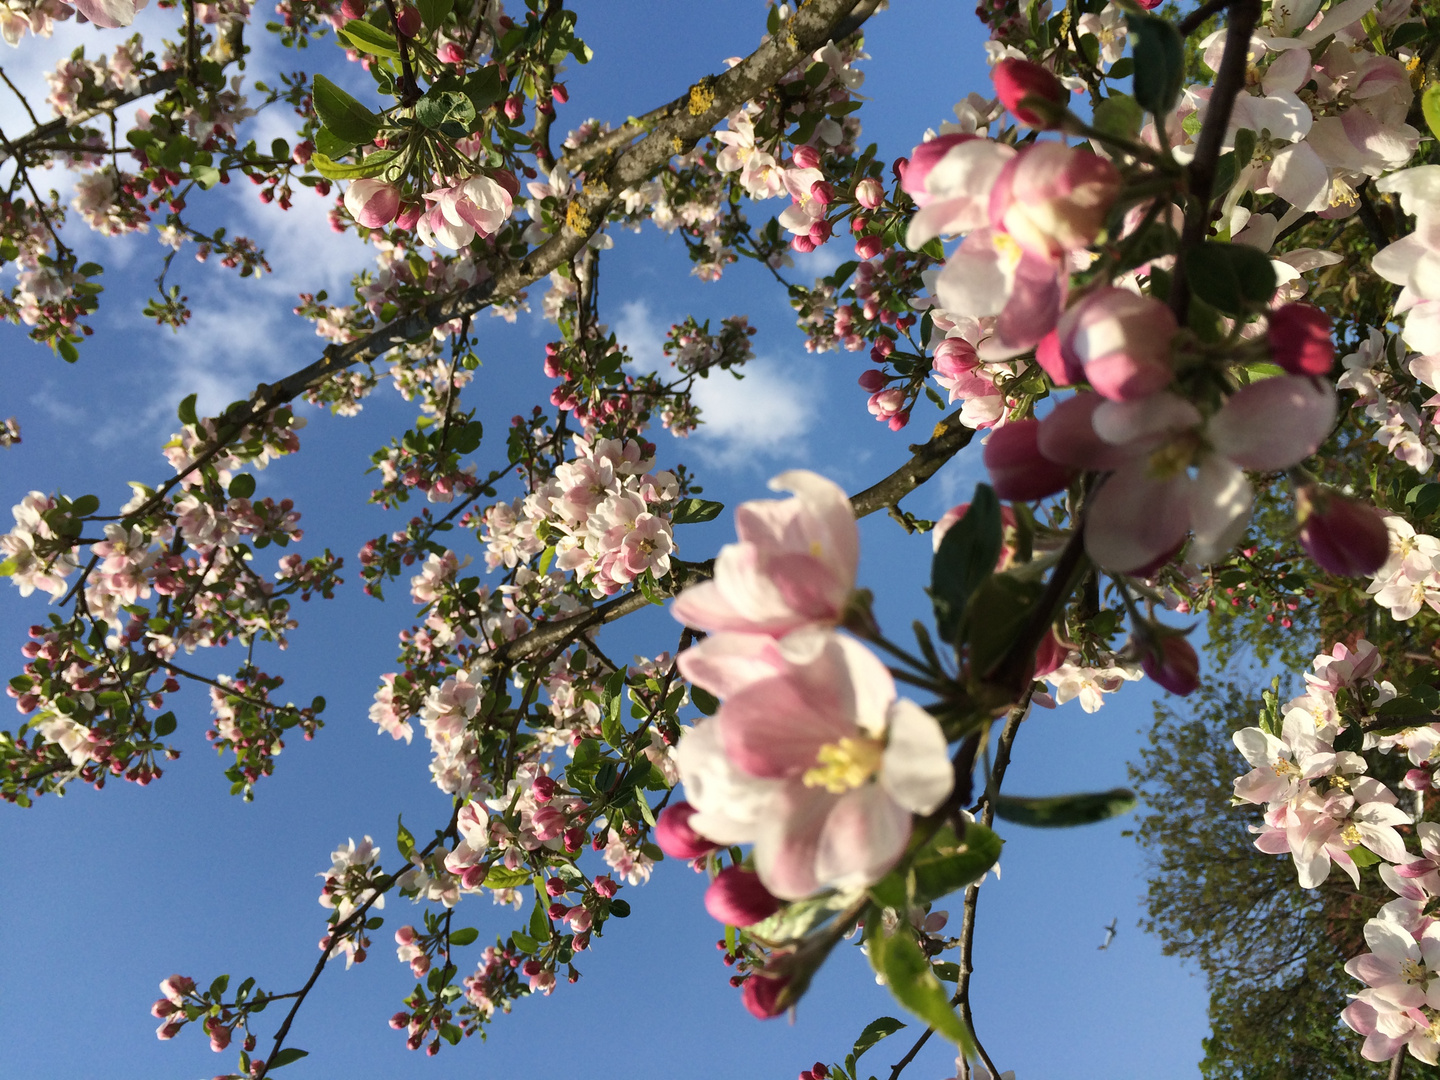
[
  {"left": 552, "top": 82, "right": 569, "bottom": 104},
  {"left": 741, "top": 973, "right": 789, "bottom": 1018},
  {"left": 983, "top": 419, "right": 1073, "bottom": 502},
  {"left": 809, "top": 219, "right": 833, "bottom": 244},
  {"left": 504, "top": 95, "right": 525, "bottom": 122},
  {"left": 151, "top": 999, "right": 176, "bottom": 1018},
  {"left": 1269, "top": 303, "right": 1334, "bottom": 376},
  {"left": 932, "top": 336, "right": 978, "bottom": 379},
  {"left": 810, "top": 180, "right": 836, "bottom": 205},
  {"left": 857, "top": 369, "right": 888, "bottom": 393},
  {"left": 655, "top": 802, "right": 720, "bottom": 859},
  {"left": 389, "top": 1012, "right": 410, "bottom": 1030},
  {"left": 157, "top": 1022, "right": 183, "bottom": 1040},
  {"left": 292, "top": 140, "right": 314, "bottom": 165},
  {"left": 792, "top": 234, "right": 817, "bottom": 253},
  {"left": 993, "top": 58, "right": 1067, "bottom": 129},
  {"left": 395, "top": 201, "right": 423, "bottom": 230},
  {"left": 792, "top": 144, "right": 821, "bottom": 169},
  {"left": 394, "top": 925, "right": 416, "bottom": 945},
  {"left": 339, "top": 0, "right": 364, "bottom": 17},
  {"left": 563, "top": 827, "right": 585, "bottom": 851},
  {"left": 855, "top": 235, "right": 884, "bottom": 260},
  {"left": 489, "top": 168, "right": 520, "bottom": 199},
  {"left": 704, "top": 867, "right": 780, "bottom": 927},
  {"left": 1296, "top": 485, "right": 1390, "bottom": 577},
  {"left": 437, "top": 41, "right": 465, "bottom": 64},
  {"left": 593, "top": 875, "right": 618, "bottom": 898},
  {"left": 531, "top": 775, "right": 557, "bottom": 802},
  {"left": 1141, "top": 634, "right": 1199, "bottom": 696},
  {"left": 394, "top": 3, "right": 421, "bottom": 36},
  {"left": 545, "top": 877, "right": 568, "bottom": 897}
]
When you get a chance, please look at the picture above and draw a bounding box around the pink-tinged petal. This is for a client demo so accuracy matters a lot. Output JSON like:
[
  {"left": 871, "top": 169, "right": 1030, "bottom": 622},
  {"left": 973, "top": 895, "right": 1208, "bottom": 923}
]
[
  {"left": 1187, "top": 456, "right": 1253, "bottom": 564},
  {"left": 767, "top": 553, "right": 847, "bottom": 620},
  {"left": 813, "top": 783, "right": 912, "bottom": 891},
  {"left": 1346, "top": 953, "right": 1396, "bottom": 987},
  {"left": 1294, "top": 844, "right": 1331, "bottom": 888},
  {"left": 1366, "top": 918, "right": 1420, "bottom": 965},
  {"left": 1037, "top": 394, "right": 1135, "bottom": 470},
  {"left": 1268, "top": 142, "right": 1329, "bottom": 212},
  {"left": 674, "top": 721, "right": 777, "bottom": 846},
  {"left": 1207, "top": 376, "right": 1336, "bottom": 470},
  {"left": 71, "top": 0, "right": 138, "bottom": 27},
  {"left": 1233, "top": 769, "right": 1287, "bottom": 805},
  {"left": 1253, "top": 827, "right": 1292, "bottom": 855},
  {"left": 1092, "top": 393, "right": 1202, "bottom": 447},
  {"left": 719, "top": 673, "right": 851, "bottom": 778},
  {"left": 676, "top": 631, "right": 791, "bottom": 698},
  {"left": 830, "top": 635, "right": 898, "bottom": 736},
  {"left": 993, "top": 254, "right": 1063, "bottom": 353},
  {"left": 1342, "top": 998, "right": 1379, "bottom": 1037},
  {"left": 766, "top": 470, "right": 858, "bottom": 570},
  {"left": 879, "top": 699, "right": 953, "bottom": 815},
  {"left": 1233, "top": 727, "right": 1283, "bottom": 768},
  {"left": 935, "top": 231, "right": 1013, "bottom": 317},
  {"left": 1082, "top": 463, "right": 1191, "bottom": 572},
  {"left": 753, "top": 782, "right": 834, "bottom": 899}
]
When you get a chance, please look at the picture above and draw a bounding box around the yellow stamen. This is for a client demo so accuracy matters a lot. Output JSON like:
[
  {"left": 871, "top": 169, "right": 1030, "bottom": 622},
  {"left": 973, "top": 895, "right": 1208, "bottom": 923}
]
[
  {"left": 802, "top": 736, "right": 883, "bottom": 794},
  {"left": 992, "top": 232, "right": 1023, "bottom": 274}
]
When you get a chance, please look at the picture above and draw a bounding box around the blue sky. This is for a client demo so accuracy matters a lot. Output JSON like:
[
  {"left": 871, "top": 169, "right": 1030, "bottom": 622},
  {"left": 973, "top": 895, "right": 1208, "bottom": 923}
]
[{"left": 0, "top": 3, "right": 1212, "bottom": 1078}]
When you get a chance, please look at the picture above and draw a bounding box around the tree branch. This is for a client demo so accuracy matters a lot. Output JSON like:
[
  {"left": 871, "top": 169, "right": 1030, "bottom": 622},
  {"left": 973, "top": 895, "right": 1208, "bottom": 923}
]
[
  {"left": 0, "top": 71, "right": 180, "bottom": 168},
  {"left": 1169, "top": 0, "right": 1261, "bottom": 323}
]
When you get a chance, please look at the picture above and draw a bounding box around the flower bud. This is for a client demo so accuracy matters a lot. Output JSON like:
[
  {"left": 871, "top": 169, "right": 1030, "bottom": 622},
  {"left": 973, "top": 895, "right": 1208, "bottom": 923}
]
[
  {"left": 1058, "top": 287, "right": 1177, "bottom": 401},
  {"left": 1295, "top": 485, "right": 1390, "bottom": 577},
  {"left": 545, "top": 876, "right": 568, "bottom": 897},
  {"left": 983, "top": 419, "right": 1073, "bottom": 502},
  {"left": 593, "top": 875, "right": 618, "bottom": 898},
  {"left": 655, "top": 802, "right": 720, "bottom": 859},
  {"left": 868, "top": 389, "right": 906, "bottom": 422},
  {"left": 1141, "top": 633, "right": 1199, "bottom": 696},
  {"left": 1033, "top": 626, "right": 1068, "bottom": 678},
  {"left": 389, "top": 1012, "right": 410, "bottom": 1030},
  {"left": 993, "top": 58, "right": 1068, "bottom": 129},
  {"left": 156, "top": 1021, "right": 183, "bottom": 1040},
  {"left": 291, "top": 140, "right": 313, "bottom": 166},
  {"left": 792, "top": 234, "right": 817, "bottom": 253},
  {"left": 855, "top": 235, "right": 884, "bottom": 259},
  {"left": 531, "top": 775, "right": 557, "bottom": 801},
  {"left": 792, "top": 144, "right": 821, "bottom": 169},
  {"left": 741, "top": 973, "right": 790, "bottom": 1019},
  {"left": 343, "top": 178, "right": 400, "bottom": 229},
  {"left": 1268, "top": 303, "right": 1333, "bottom": 376},
  {"left": 855, "top": 177, "right": 884, "bottom": 209},
  {"left": 394, "top": 3, "right": 421, "bottom": 36},
  {"left": 438, "top": 41, "right": 465, "bottom": 64},
  {"left": 810, "top": 180, "right": 836, "bottom": 205},
  {"left": 857, "top": 369, "right": 889, "bottom": 393},
  {"left": 339, "top": 0, "right": 365, "bottom": 17},
  {"left": 552, "top": 82, "right": 569, "bottom": 104},
  {"left": 704, "top": 867, "right": 780, "bottom": 927},
  {"left": 395, "top": 925, "right": 416, "bottom": 945},
  {"left": 503, "top": 94, "right": 525, "bottom": 123},
  {"left": 932, "top": 336, "right": 978, "bottom": 380}
]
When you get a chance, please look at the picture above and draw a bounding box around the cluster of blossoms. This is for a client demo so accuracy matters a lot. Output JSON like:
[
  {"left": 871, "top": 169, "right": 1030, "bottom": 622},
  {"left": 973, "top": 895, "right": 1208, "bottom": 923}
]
[
  {"left": 479, "top": 435, "right": 679, "bottom": 598},
  {"left": 1230, "top": 640, "right": 1440, "bottom": 1064},
  {"left": 1368, "top": 516, "right": 1440, "bottom": 621}
]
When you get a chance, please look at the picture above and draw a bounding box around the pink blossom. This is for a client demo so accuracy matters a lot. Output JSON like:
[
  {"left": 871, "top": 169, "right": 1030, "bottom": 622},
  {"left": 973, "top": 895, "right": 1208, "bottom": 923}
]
[
  {"left": 674, "top": 631, "right": 953, "bottom": 900},
  {"left": 983, "top": 419, "right": 1073, "bottom": 502},
  {"left": 704, "top": 866, "right": 780, "bottom": 926},
  {"left": 986, "top": 142, "right": 1120, "bottom": 264},
  {"left": 1296, "top": 485, "right": 1390, "bottom": 577},
  {"left": 671, "top": 471, "right": 858, "bottom": 637},
  {"left": 655, "top": 802, "right": 720, "bottom": 859},
  {"left": 1269, "top": 303, "right": 1334, "bottom": 376}
]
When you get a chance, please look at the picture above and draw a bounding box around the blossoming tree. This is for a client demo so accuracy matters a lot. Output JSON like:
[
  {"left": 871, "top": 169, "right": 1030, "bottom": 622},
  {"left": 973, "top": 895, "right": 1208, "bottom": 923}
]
[{"left": 4, "top": 0, "right": 1440, "bottom": 1074}]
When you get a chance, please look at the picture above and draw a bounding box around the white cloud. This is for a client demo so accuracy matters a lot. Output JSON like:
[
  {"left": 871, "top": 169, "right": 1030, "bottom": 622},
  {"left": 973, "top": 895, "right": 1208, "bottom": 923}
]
[
  {"left": 614, "top": 298, "right": 815, "bottom": 467},
  {"left": 792, "top": 242, "right": 848, "bottom": 280}
]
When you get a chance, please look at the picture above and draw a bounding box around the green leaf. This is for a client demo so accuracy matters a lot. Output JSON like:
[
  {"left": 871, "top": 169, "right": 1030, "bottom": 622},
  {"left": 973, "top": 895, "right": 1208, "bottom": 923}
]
[
  {"left": 315, "top": 125, "right": 357, "bottom": 159},
  {"left": 993, "top": 787, "right": 1137, "bottom": 828},
  {"left": 416, "top": 90, "right": 476, "bottom": 132},
  {"left": 154, "top": 711, "right": 177, "bottom": 737},
  {"left": 529, "top": 897, "right": 550, "bottom": 939},
  {"left": 866, "top": 921, "right": 974, "bottom": 1051},
  {"left": 931, "top": 484, "right": 1001, "bottom": 644},
  {"left": 70, "top": 494, "right": 99, "bottom": 516},
  {"left": 189, "top": 165, "right": 221, "bottom": 190},
  {"left": 209, "top": 974, "right": 230, "bottom": 997},
  {"left": 439, "top": 1023, "right": 462, "bottom": 1045},
  {"left": 337, "top": 19, "right": 400, "bottom": 56},
  {"left": 509, "top": 930, "right": 537, "bottom": 953},
  {"left": 852, "top": 1016, "right": 907, "bottom": 1062},
  {"left": 449, "top": 419, "right": 483, "bottom": 454},
  {"left": 1349, "top": 845, "right": 1383, "bottom": 868},
  {"left": 312, "top": 74, "right": 383, "bottom": 148},
  {"left": 1407, "top": 482, "right": 1440, "bottom": 521},
  {"left": 228, "top": 474, "right": 256, "bottom": 499},
  {"left": 1185, "top": 241, "right": 1276, "bottom": 316},
  {"left": 1130, "top": 14, "right": 1184, "bottom": 116},
  {"left": 448, "top": 926, "right": 479, "bottom": 946},
  {"left": 483, "top": 865, "right": 532, "bottom": 889},
  {"left": 416, "top": 0, "right": 453, "bottom": 29},
  {"left": 608, "top": 897, "right": 631, "bottom": 917},
  {"left": 396, "top": 815, "right": 416, "bottom": 860},
  {"left": 310, "top": 148, "right": 399, "bottom": 180},
  {"left": 1423, "top": 84, "right": 1440, "bottom": 142},
  {"left": 1091, "top": 93, "right": 1142, "bottom": 142},
  {"left": 910, "top": 822, "right": 1004, "bottom": 901},
  {"left": 671, "top": 498, "right": 725, "bottom": 525},
  {"left": 691, "top": 685, "right": 719, "bottom": 716},
  {"left": 269, "top": 1047, "right": 309, "bottom": 1069},
  {"left": 962, "top": 569, "right": 1044, "bottom": 680}
]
